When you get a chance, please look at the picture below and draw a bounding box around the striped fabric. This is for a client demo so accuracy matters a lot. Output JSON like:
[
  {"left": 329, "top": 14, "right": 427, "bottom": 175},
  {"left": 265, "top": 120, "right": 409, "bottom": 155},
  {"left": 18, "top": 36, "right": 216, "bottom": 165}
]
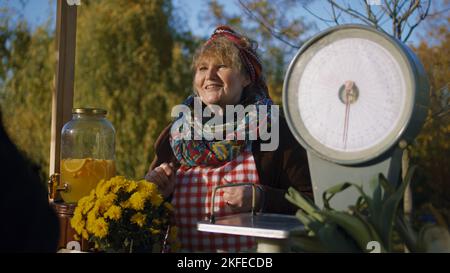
[{"left": 172, "top": 148, "right": 259, "bottom": 252}]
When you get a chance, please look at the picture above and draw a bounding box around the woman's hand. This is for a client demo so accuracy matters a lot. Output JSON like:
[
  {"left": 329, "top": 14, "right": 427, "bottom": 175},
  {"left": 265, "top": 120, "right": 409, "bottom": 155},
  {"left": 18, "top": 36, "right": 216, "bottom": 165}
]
[
  {"left": 222, "top": 185, "right": 263, "bottom": 213},
  {"left": 144, "top": 163, "right": 176, "bottom": 199}
]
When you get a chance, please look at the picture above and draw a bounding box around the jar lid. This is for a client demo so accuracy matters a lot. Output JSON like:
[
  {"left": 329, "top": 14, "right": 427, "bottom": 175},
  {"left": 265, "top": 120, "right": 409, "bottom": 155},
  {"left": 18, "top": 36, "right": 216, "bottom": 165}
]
[{"left": 72, "top": 108, "right": 107, "bottom": 115}]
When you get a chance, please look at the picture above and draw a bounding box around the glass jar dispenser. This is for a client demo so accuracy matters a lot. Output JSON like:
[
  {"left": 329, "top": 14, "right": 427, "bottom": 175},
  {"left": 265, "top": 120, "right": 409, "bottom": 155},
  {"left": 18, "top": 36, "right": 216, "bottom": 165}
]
[{"left": 60, "top": 108, "right": 116, "bottom": 203}]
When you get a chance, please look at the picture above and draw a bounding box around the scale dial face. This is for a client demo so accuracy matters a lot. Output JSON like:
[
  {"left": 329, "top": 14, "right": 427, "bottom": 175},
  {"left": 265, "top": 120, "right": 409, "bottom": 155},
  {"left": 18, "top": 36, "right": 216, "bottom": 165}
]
[{"left": 284, "top": 26, "right": 415, "bottom": 164}]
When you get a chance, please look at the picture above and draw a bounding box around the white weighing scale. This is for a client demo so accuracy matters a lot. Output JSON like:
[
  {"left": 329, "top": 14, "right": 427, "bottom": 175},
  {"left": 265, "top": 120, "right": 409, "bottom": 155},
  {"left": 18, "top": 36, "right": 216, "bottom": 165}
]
[
  {"left": 198, "top": 24, "right": 429, "bottom": 252},
  {"left": 283, "top": 24, "right": 429, "bottom": 209}
]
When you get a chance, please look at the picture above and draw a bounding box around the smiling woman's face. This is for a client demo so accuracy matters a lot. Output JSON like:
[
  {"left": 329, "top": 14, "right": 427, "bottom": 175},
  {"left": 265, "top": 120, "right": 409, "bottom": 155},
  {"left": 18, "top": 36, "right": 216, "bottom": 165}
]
[{"left": 194, "top": 57, "right": 250, "bottom": 109}]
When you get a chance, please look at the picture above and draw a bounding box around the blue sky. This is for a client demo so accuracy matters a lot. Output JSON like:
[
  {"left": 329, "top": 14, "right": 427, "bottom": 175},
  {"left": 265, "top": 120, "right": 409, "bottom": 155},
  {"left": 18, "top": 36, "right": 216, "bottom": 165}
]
[
  {"left": 5, "top": 0, "right": 227, "bottom": 38},
  {"left": 172, "top": 0, "right": 237, "bottom": 38},
  {"left": 4, "top": 0, "right": 432, "bottom": 45},
  {"left": 5, "top": 0, "right": 55, "bottom": 27}
]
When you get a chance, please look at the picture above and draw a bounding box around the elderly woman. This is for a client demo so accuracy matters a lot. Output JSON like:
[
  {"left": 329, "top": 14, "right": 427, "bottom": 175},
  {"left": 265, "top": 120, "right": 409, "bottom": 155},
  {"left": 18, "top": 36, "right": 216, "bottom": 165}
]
[{"left": 145, "top": 26, "right": 311, "bottom": 252}]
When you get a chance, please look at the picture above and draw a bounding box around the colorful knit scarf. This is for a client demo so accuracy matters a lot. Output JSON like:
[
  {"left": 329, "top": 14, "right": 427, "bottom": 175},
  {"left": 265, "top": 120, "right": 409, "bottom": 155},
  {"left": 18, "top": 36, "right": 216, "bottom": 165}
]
[{"left": 170, "top": 94, "right": 273, "bottom": 167}]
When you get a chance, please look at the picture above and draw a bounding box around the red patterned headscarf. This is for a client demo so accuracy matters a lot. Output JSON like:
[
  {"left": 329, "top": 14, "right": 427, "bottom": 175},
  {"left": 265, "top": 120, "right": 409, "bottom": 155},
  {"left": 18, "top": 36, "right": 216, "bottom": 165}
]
[{"left": 205, "top": 25, "right": 268, "bottom": 95}]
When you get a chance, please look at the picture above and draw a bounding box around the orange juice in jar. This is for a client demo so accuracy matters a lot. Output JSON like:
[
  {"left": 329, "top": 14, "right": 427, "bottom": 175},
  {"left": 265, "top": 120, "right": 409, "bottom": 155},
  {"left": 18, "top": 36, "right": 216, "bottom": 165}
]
[
  {"left": 60, "top": 158, "right": 116, "bottom": 203},
  {"left": 60, "top": 108, "right": 116, "bottom": 203}
]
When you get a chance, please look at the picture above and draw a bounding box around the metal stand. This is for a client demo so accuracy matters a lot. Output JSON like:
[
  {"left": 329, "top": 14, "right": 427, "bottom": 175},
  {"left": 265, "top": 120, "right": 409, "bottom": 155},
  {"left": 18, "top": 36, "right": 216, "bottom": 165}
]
[
  {"left": 256, "top": 238, "right": 290, "bottom": 253},
  {"left": 197, "top": 183, "right": 304, "bottom": 253}
]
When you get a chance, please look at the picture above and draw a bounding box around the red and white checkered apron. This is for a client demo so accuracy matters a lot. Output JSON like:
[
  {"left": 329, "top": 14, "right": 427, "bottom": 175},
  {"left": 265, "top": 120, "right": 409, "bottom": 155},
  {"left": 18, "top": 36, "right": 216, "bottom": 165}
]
[{"left": 172, "top": 148, "right": 259, "bottom": 252}]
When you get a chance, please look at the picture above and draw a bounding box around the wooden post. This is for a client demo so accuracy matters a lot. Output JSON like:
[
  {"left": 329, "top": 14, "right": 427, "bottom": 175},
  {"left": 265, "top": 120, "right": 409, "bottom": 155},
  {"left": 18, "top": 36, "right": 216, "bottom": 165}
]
[{"left": 49, "top": 0, "right": 77, "bottom": 200}]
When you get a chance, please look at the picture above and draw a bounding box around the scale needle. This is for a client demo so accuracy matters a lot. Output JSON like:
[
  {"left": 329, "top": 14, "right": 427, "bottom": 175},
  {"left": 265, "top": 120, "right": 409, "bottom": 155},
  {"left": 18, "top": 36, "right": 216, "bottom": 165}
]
[{"left": 342, "top": 81, "right": 354, "bottom": 150}]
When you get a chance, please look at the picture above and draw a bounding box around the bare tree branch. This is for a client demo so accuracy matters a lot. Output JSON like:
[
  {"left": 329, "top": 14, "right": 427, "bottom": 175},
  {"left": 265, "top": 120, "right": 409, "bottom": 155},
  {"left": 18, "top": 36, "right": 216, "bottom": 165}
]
[
  {"left": 397, "top": 0, "right": 409, "bottom": 12},
  {"left": 330, "top": 2, "right": 341, "bottom": 25},
  {"left": 375, "top": 4, "right": 387, "bottom": 22},
  {"left": 383, "top": 0, "right": 394, "bottom": 15},
  {"left": 326, "top": 0, "right": 376, "bottom": 27},
  {"left": 399, "top": 0, "right": 420, "bottom": 25},
  {"left": 303, "top": 4, "right": 335, "bottom": 25},
  {"left": 319, "top": 0, "right": 433, "bottom": 41},
  {"left": 402, "top": 0, "right": 431, "bottom": 42},
  {"left": 236, "top": 0, "right": 437, "bottom": 47},
  {"left": 428, "top": 7, "right": 450, "bottom": 18},
  {"left": 237, "top": 0, "right": 301, "bottom": 49},
  {"left": 364, "top": 0, "right": 378, "bottom": 28}
]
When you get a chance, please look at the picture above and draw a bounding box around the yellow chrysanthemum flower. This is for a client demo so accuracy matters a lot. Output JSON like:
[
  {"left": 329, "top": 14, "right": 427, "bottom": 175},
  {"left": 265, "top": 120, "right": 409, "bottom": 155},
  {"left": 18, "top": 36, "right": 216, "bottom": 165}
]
[
  {"left": 86, "top": 210, "right": 97, "bottom": 234},
  {"left": 150, "top": 193, "right": 163, "bottom": 207},
  {"left": 110, "top": 176, "right": 127, "bottom": 193},
  {"left": 89, "top": 201, "right": 100, "bottom": 218},
  {"left": 131, "top": 212, "right": 146, "bottom": 227},
  {"left": 92, "top": 217, "right": 108, "bottom": 238},
  {"left": 104, "top": 205, "right": 122, "bottom": 221},
  {"left": 95, "top": 178, "right": 112, "bottom": 198},
  {"left": 133, "top": 180, "right": 164, "bottom": 207},
  {"left": 126, "top": 181, "right": 138, "bottom": 193},
  {"left": 77, "top": 196, "right": 89, "bottom": 211},
  {"left": 129, "top": 192, "right": 146, "bottom": 211},
  {"left": 137, "top": 180, "right": 157, "bottom": 195},
  {"left": 96, "top": 193, "right": 116, "bottom": 214},
  {"left": 120, "top": 200, "right": 130, "bottom": 209},
  {"left": 137, "top": 179, "right": 157, "bottom": 190},
  {"left": 78, "top": 194, "right": 95, "bottom": 215},
  {"left": 70, "top": 211, "right": 85, "bottom": 234},
  {"left": 70, "top": 175, "right": 177, "bottom": 252}
]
